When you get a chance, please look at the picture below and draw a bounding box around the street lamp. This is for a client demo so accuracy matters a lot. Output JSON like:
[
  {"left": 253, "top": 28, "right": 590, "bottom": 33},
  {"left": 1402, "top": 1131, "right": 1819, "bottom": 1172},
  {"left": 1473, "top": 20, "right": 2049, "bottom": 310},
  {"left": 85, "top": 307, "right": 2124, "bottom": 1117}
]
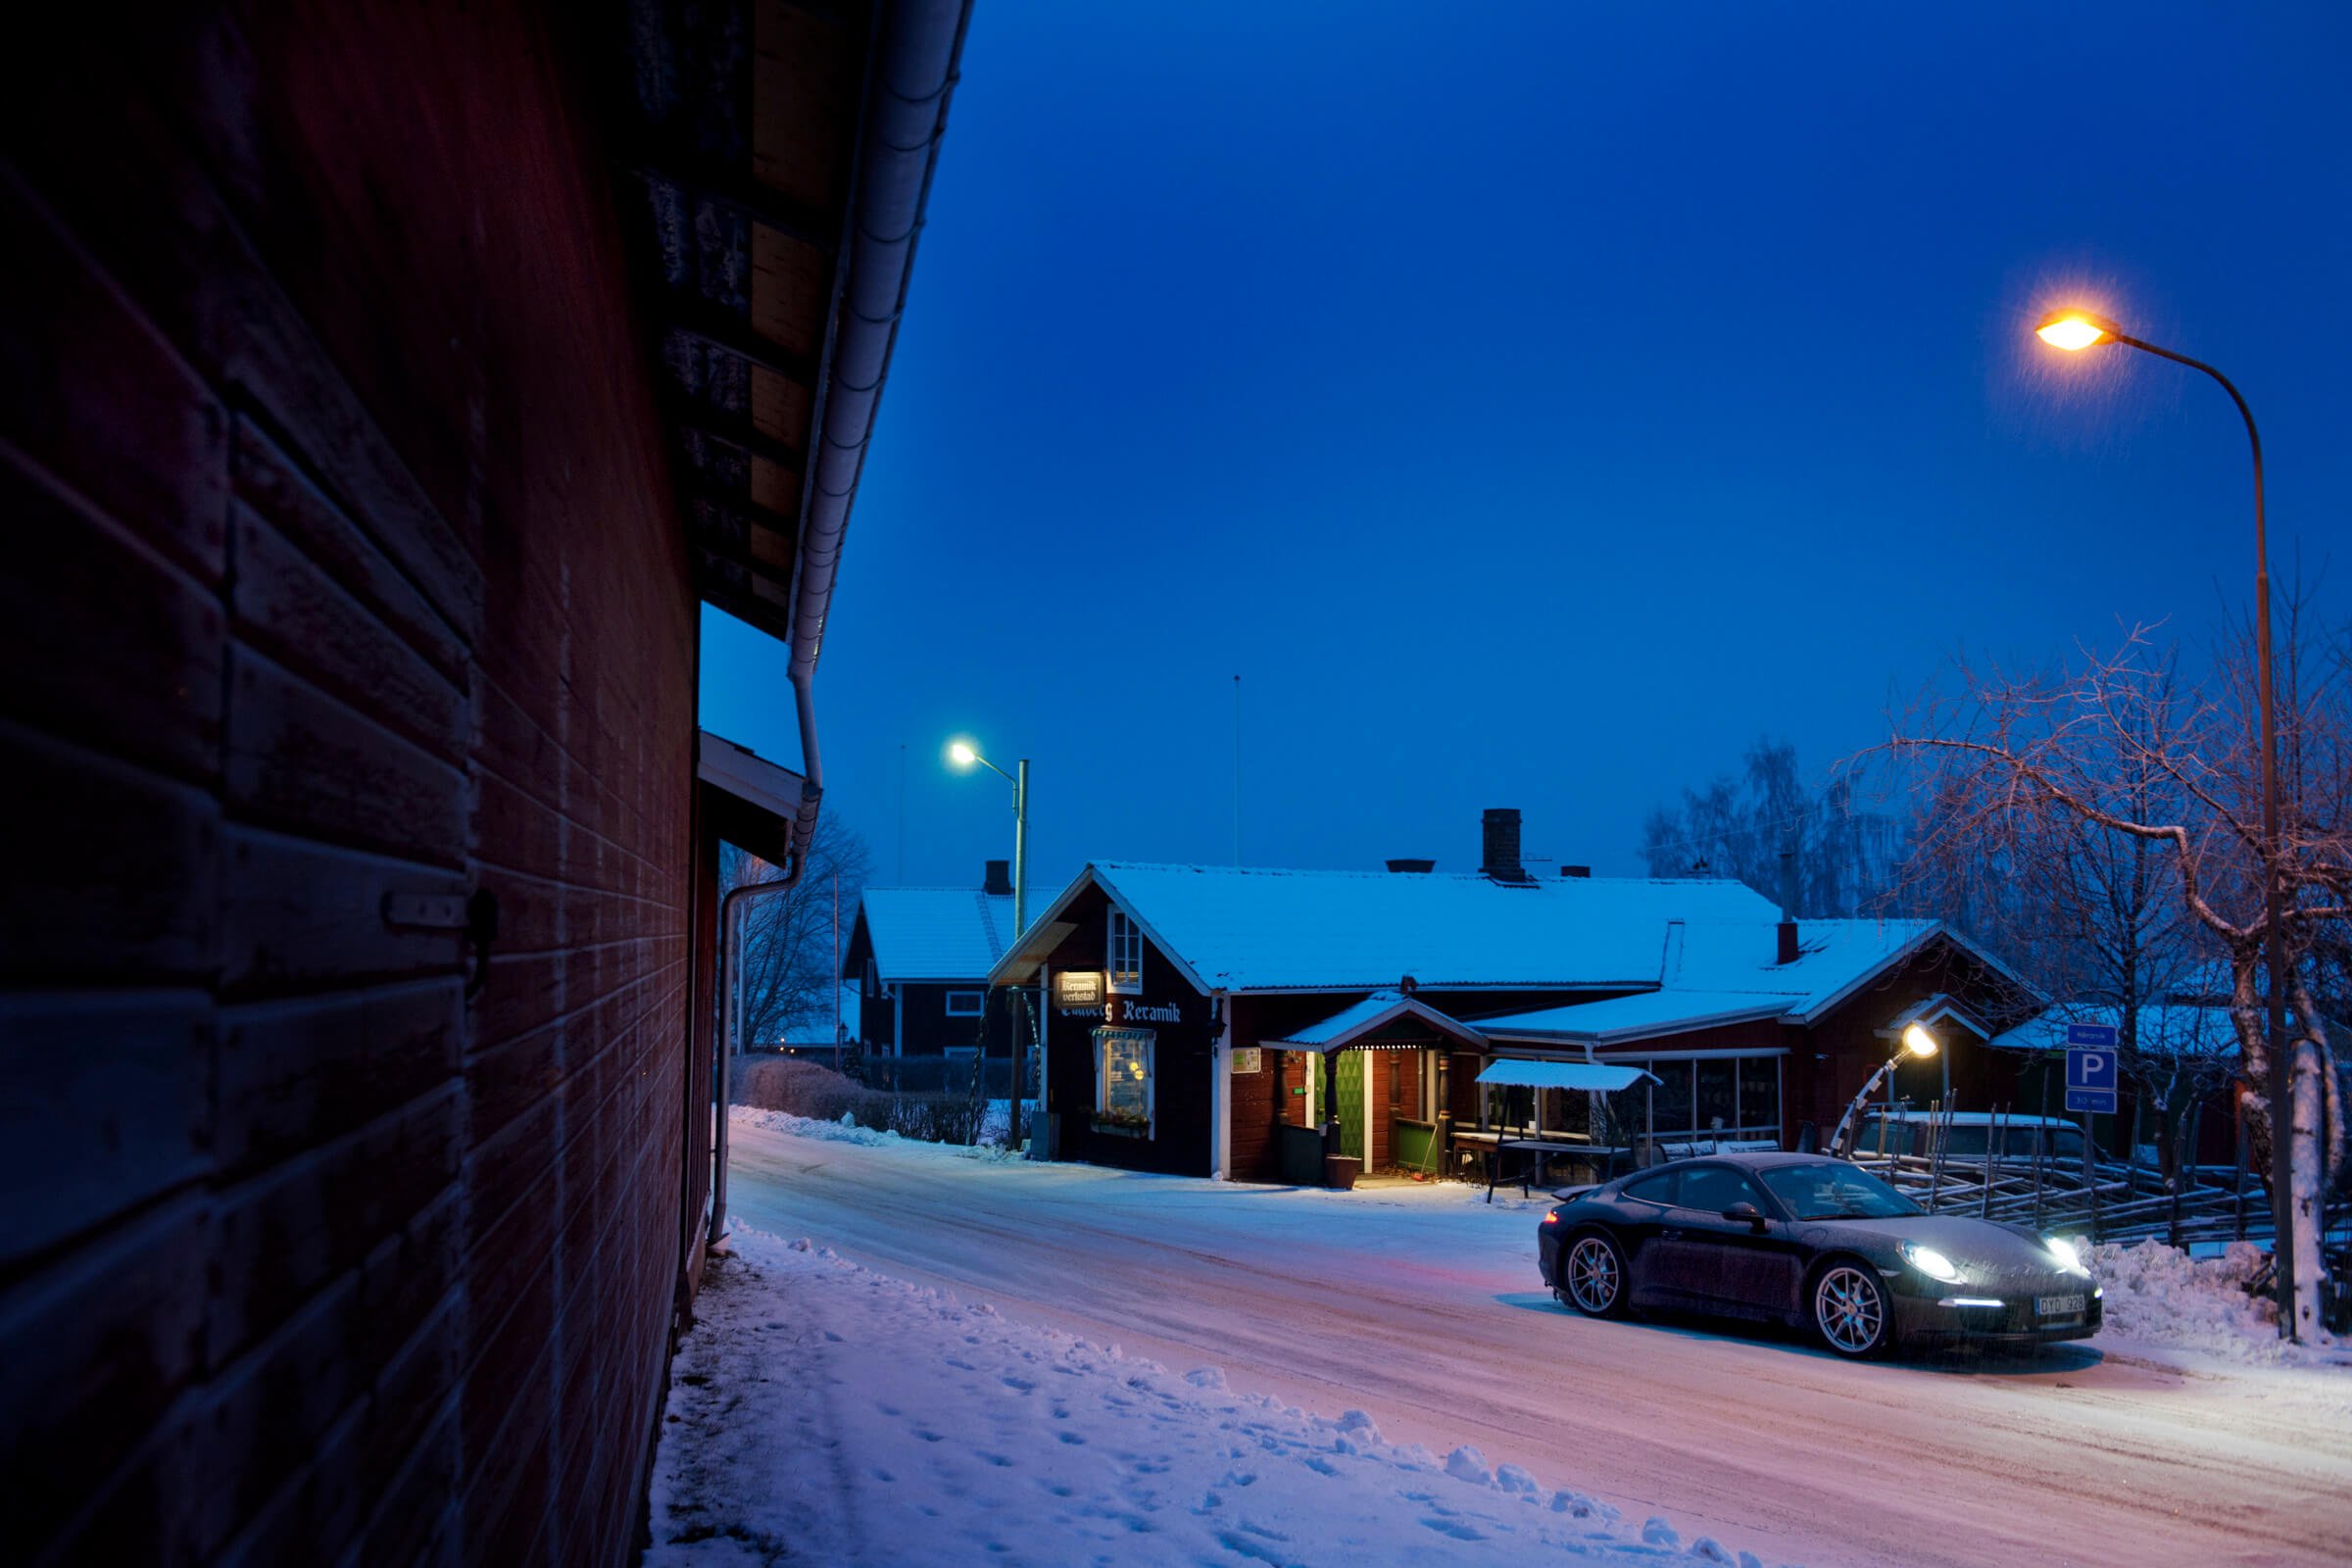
[
  {"left": 2034, "top": 307, "right": 2297, "bottom": 1339},
  {"left": 948, "top": 739, "right": 1032, "bottom": 1147},
  {"left": 1832, "top": 1023, "right": 1940, "bottom": 1157}
]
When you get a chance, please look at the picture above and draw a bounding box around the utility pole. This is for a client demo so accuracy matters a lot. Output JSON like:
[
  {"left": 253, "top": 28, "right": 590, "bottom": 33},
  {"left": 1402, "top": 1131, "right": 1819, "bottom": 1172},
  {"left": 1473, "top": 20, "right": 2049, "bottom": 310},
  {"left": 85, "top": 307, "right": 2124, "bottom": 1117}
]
[{"left": 1232, "top": 673, "right": 1242, "bottom": 866}]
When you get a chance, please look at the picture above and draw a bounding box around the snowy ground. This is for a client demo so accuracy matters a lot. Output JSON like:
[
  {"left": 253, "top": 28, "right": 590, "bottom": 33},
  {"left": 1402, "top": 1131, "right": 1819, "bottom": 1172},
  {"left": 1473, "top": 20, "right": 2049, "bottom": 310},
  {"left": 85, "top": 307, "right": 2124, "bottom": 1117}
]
[
  {"left": 649, "top": 1225, "right": 1775, "bottom": 1567},
  {"left": 653, "top": 1110, "right": 2352, "bottom": 1568}
]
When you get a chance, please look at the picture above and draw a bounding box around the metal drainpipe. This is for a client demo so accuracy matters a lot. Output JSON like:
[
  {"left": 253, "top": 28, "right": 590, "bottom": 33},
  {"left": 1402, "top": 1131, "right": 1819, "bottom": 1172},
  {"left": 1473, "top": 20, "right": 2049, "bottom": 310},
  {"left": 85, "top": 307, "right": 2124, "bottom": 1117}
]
[
  {"left": 709, "top": 0, "right": 970, "bottom": 1252},
  {"left": 709, "top": 871, "right": 801, "bottom": 1247}
]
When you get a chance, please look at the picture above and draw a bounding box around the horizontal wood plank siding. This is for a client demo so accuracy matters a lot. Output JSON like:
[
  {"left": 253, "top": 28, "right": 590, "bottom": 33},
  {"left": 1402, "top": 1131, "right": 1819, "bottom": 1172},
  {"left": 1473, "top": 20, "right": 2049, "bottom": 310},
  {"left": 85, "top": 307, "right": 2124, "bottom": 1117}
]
[{"left": 0, "top": 7, "right": 700, "bottom": 1563}]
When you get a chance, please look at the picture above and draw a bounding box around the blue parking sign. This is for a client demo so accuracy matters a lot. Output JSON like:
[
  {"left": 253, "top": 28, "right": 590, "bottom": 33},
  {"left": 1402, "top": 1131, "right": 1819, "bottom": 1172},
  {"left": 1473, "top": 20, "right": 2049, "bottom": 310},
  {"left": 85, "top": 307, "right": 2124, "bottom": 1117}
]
[{"left": 2066, "top": 1041, "right": 2118, "bottom": 1115}]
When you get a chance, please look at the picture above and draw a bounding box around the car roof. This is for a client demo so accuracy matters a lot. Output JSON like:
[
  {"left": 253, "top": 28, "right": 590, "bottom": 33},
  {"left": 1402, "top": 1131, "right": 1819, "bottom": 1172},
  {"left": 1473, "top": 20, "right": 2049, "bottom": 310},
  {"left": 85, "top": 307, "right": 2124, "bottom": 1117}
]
[
  {"left": 1858, "top": 1110, "right": 2077, "bottom": 1128},
  {"left": 1629, "top": 1151, "right": 1834, "bottom": 1174}
]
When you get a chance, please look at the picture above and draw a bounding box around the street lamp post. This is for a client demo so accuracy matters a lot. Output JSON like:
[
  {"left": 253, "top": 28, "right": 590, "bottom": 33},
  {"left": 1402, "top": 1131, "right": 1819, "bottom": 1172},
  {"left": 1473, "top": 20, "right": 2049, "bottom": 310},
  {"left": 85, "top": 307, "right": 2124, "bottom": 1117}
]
[
  {"left": 1832, "top": 1023, "right": 1941, "bottom": 1159},
  {"left": 2034, "top": 310, "right": 2297, "bottom": 1339},
  {"left": 950, "top": 740, "right": 1031, "bottom": 1147}
]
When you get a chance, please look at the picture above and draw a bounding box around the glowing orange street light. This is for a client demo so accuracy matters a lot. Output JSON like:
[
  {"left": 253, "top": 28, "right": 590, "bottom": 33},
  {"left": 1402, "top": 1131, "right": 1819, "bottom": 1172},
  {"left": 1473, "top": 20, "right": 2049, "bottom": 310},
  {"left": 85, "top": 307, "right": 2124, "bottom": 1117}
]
[{"left": 2034, "top": 311, "right": 2119, "bottom": 351}]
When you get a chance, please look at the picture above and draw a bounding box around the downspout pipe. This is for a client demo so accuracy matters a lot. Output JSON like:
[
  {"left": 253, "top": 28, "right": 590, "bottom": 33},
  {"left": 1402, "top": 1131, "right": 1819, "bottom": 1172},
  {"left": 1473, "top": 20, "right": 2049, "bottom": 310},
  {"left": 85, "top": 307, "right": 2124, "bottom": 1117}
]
[
  {"left": 708, "top": 872, "right": 800, "bottom": 1246},
  {"left": 710, "top": 0, "right": 970, "bottom": 1250}
]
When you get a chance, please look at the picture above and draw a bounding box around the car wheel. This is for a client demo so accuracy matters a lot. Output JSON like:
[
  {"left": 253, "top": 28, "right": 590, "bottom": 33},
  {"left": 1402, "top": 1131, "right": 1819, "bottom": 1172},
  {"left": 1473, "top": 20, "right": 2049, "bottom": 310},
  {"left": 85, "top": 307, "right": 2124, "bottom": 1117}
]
[
  {"left": 1560, "top": 1231, "right": 1630, "bottom": 1319},
  {"left": 1812, "top": 1261, "right": 1891, "bottom": 1358}
]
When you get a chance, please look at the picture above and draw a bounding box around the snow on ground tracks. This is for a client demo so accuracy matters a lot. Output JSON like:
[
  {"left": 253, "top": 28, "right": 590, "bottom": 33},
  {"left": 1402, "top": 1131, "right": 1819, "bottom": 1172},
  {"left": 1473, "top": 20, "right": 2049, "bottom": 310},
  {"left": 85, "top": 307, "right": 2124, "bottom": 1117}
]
[{"left": 645, "top": 1225, "right": 1785, "bottom": 1567}]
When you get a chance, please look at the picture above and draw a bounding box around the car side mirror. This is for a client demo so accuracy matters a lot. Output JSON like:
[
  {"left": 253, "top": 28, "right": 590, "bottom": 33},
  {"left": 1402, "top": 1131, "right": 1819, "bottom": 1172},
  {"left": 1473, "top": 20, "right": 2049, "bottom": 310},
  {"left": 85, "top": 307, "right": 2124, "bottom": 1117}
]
[{"left": 1724, "top": 1201, "right": 1767, "bottom": 1232}]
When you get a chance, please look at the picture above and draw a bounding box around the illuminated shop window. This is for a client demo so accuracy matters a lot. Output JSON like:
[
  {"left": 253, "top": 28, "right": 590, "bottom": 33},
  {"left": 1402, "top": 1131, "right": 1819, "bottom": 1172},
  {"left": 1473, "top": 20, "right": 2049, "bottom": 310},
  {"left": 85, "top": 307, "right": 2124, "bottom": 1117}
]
[{"left": 1094, "top": 1028, "right": 1154, "bottom": 1132}]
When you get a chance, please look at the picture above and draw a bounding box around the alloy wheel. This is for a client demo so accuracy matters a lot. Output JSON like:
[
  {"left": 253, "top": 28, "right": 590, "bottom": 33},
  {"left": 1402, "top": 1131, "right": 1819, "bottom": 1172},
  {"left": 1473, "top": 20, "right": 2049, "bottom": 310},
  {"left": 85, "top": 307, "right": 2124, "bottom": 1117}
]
[
  {"left": 1814, "top": 1264, "right": 1886, "bottom": 1355},
  {"left": 1565, "top": 1236, "right": 1622, "bottom": 1315}
]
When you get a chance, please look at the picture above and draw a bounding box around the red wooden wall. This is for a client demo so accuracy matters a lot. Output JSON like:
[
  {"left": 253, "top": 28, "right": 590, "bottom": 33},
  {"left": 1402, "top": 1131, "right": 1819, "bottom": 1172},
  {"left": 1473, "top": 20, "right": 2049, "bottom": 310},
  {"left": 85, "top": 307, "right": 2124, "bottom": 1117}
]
[{"left": 1, "top": 6, "right": 701, "bottom": 1562}]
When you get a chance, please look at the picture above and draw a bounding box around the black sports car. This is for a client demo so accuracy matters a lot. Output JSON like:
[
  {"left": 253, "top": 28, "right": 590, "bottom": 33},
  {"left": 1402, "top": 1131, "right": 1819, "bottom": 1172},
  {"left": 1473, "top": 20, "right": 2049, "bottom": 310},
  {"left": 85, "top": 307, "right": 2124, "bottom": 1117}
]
[{"left": 1536, "top": 1152, "right": 2103, "bottom": 1357}]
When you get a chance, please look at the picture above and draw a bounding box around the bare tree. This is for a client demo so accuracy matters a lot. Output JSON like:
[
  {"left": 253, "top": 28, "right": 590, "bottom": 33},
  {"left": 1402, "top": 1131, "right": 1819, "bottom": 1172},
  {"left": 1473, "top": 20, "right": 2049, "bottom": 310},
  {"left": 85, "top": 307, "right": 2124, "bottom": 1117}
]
[
  {"left": 1877, "top": 610, "right": 2350, "bottom": 1334},
  {"left": 1642, "top": 737, "right": 1904, "bottom": 916},
  {"left": 723, "top": 814, "right": 873, "bottom": 1054}
]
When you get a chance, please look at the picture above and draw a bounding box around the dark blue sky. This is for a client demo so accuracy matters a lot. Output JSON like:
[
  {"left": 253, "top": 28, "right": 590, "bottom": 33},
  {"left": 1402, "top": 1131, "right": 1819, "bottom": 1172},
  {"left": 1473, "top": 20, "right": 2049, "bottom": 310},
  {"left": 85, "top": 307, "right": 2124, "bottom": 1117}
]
[{"left": 703, "top": 0, "right": 2351, "bottom": 896}]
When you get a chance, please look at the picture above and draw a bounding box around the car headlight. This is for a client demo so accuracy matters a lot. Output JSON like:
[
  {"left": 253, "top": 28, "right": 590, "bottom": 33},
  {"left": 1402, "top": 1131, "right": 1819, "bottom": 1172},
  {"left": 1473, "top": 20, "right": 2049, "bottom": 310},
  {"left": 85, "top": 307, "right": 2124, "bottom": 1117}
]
[
  {"left": 1901, "top": 1241, "right": 1965, "bottom": 1284},
  {"left": 2044, "top": 1236, "right": 2091, "bottom": 1278}
]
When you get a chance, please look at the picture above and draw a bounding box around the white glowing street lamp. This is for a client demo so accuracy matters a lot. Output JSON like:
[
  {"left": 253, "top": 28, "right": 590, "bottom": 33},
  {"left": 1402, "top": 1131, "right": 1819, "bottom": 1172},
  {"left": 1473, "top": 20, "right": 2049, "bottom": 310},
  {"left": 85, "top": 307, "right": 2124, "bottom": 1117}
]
[
  {"left": 948, "top": 738, "right": 1032, "bottom": 1145},
  {"left": 1832, "top": 1023, "right": 1940, "bottom": 1157}
]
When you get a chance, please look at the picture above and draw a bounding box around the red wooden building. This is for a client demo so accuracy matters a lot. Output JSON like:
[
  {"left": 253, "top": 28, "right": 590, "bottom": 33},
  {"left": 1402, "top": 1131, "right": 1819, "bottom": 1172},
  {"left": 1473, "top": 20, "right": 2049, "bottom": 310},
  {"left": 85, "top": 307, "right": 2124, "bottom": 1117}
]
[
  {"left": 0, "top": 3, "right": 968, "bottom": 1561},
  {"left": 989, "top": 813, "right": 2029, "bottom": 1185}
]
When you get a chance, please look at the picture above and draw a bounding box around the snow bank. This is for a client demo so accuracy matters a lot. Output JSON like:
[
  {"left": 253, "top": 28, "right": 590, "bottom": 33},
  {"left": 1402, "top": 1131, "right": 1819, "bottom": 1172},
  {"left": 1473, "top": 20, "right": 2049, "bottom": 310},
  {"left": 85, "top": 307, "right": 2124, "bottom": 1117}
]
[
  {"left": 646, "top": 1224, "right": 1794, "bottom": 1567},
  {"left": 2089, "top": 1239, "right": 2344, "bottom": 1367},
  {"left": 731, "top": 1103, "right": 1022, "bottom": 1162}
]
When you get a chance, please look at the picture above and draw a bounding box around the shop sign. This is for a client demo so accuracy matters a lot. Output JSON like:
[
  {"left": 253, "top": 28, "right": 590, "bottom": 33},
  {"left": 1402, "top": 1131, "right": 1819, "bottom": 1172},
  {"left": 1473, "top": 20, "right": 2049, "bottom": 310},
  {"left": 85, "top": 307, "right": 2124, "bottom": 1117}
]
[
  {"left": 1055, "top": 970, "right": 1103, "bottom": 1006},
  {"left": 1107, "top": 997, "right": 1182, "bottom": 1025},
  {"left": 1230, "top": 1048, "right": 1262, "bottom": 1075}
]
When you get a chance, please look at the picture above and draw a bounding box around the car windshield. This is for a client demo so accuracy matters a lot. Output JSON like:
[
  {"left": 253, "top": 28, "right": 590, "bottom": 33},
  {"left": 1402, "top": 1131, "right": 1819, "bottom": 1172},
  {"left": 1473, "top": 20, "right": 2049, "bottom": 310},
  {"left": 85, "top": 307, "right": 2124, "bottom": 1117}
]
[{"left": 1758, "top": 1161, "right": 1923, "bottom": 1220}]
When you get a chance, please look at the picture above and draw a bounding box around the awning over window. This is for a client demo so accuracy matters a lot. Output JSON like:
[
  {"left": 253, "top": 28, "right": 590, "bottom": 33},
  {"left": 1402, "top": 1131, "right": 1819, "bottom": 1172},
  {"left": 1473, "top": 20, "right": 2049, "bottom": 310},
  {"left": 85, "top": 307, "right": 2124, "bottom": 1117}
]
[{"left": 1476, "top": 1059, "right": 1657, "bottom": 1092}]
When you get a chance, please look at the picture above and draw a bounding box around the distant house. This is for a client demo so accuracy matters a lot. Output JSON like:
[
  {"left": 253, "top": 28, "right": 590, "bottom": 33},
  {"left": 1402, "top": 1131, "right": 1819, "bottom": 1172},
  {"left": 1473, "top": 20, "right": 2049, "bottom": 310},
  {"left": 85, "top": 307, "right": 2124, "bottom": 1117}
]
[
  {"left": 842, "top": 860, "right": 1025, "bottom": 1059},
  {"left": 987, "top": 810, "right": 2029, "bottom": 1183}
]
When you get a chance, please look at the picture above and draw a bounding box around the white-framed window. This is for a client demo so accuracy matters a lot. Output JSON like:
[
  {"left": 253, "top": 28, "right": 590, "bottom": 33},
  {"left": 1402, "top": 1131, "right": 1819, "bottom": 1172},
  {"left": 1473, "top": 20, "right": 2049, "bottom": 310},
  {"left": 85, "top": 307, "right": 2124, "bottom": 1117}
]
[
  {"left": 945, "top": 989, "right": 984, "bottom": 1017},
  {"left": 1107, "top": 909, "right": 1144, "bottom": 994},
  {"left": 1094, "top": 1027, "right": 1154, "bottom": 1133}
]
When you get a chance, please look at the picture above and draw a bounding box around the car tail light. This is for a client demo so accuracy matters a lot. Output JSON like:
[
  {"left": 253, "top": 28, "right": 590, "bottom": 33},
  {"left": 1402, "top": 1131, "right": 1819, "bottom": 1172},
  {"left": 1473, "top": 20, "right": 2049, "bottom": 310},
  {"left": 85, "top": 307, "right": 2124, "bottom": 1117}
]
[{"left": 1541, "top": 1212, "right": 1560, "bottom": 1225}]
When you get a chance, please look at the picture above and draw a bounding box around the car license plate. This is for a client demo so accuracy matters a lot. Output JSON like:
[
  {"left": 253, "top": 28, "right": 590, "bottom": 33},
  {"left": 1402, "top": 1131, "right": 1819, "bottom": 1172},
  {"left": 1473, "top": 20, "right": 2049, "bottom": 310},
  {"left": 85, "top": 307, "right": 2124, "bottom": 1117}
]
[{"left": 2036, "top": 1294, "right": 2085, "bottom": 1317}]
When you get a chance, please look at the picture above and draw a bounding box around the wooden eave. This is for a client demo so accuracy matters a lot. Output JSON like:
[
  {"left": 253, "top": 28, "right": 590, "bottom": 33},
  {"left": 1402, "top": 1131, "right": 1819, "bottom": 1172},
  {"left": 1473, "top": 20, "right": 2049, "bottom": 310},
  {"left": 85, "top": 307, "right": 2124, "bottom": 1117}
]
[{"left": 613, "top": 0, "right": 876, "bottom": 645}]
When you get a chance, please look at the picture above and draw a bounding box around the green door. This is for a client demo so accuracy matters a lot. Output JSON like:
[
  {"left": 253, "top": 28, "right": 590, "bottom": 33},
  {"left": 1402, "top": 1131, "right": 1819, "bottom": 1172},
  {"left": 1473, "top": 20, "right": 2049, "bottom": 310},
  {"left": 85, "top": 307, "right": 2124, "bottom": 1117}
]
[{"left": 1335, "top": 1049, "right": 1367, "bottom": 1162}]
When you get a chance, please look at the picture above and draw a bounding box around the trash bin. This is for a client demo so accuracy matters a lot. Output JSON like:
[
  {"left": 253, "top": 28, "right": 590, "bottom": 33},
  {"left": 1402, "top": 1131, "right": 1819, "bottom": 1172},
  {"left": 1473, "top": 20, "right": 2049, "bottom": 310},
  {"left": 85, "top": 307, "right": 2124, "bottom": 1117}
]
[
  {"left": 1322, "top": 1154, "right": 1362, "bottom": 1191},
  {"left": 1279, "top": 1124, "right": 1324, "bottom": 1185}
]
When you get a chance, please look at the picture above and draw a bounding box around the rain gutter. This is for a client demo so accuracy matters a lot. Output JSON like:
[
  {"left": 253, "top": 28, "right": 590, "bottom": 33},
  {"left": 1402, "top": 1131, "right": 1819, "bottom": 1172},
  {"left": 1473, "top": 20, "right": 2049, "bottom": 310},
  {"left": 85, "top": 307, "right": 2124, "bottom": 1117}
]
[{"left": 710, "top": 0, "right": 972, "bottom": 1248}]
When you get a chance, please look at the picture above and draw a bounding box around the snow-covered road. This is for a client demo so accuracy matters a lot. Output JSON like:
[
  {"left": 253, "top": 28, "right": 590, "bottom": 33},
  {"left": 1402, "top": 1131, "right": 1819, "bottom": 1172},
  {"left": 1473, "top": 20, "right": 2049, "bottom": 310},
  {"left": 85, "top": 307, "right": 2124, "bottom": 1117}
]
[{"left": 721, "top": 1116, "right": 2352, "bottom": 1568}]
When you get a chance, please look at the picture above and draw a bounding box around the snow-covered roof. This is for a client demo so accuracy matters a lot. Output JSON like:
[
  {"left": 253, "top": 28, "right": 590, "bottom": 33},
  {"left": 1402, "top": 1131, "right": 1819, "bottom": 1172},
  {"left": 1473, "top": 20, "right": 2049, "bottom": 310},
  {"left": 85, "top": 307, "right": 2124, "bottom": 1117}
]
[
  {"left": 1476, "top": 917, "right": 1999, "bottom": 1044},
  {"left": 1260, "top": 990, "right": 1490, "bottom": 1053},
  {"left": 1987, "top": 1004, "right": 2243, "bottom": 1058},
  {"left": 1477, "top": 990, "right": 1791, "bottom": 1045},
  {"left": 1474, "top": 1059, "right": 1656, "bottom": 1092},
  {"left": 991, "top": 862, "right": 1784, "bottom": 994},
  {"left": 859, "top": 888, "right": 1020, "bottom": 982}
]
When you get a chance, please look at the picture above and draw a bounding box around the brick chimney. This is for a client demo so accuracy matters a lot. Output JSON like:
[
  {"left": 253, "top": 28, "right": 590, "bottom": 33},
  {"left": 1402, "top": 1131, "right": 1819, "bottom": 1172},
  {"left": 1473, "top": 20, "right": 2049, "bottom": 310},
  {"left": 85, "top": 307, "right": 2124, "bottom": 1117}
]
[
  {"left": 1481, "top": 808, "right": 1528, "bottom": 882},
  {"left": 983, "top": 858, "right": 1012, "bottom": 895},
  {"left": 1776, "top": 840, "right": 1799, "bottom": 963}
]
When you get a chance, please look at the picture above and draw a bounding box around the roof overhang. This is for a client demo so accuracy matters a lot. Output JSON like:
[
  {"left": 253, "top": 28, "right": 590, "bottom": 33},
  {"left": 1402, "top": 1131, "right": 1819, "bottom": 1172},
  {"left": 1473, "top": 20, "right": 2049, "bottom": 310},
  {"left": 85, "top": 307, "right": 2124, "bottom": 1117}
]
[
  {"left": 1482, "top": 998, "right": 1790, "bottom": 1048},
  {"left": 1261, "top": 992, "right": 1490, "bottom": 1054},
  {"left": 986, "top": 867, "right": 1213, "bottom": 995},
  {"left": 612, "top": 0, "right": 972, "bottom": 650},
  {"left": 1793, "top": 921, "right": 2045, "bottom": 1027},
  {"left": 698, "top": 730, "right": 813, "bottom": 865},
  {"left": 1475, "top": 1060, "right": 1659, "bottom": 1093}
]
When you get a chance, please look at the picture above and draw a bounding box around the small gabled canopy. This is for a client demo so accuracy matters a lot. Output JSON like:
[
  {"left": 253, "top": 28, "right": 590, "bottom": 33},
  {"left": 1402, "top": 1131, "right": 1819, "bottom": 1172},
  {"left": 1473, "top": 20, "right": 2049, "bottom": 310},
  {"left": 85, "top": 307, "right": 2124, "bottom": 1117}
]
[
  {"left": 1476, "top": 1059, "right": 1658, "bottom": 1093},
  {"left": 699, "top": 731, "right": 813, "bottom": 867},
  {"left": 1261, "top": 991, "right": 1489, "bottom": 1054},
  {"left": 1876, "top": 992, "right": 1994, "bottom": 1044}
]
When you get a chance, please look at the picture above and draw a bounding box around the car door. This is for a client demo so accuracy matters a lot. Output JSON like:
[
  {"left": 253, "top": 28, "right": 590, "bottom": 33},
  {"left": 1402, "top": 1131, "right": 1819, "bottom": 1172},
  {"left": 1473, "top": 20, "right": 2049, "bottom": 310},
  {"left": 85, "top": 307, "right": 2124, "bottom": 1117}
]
[
  {"left": 1651, "top": 1164, "right": 1805, "bottom": 1317},
  {"left": 1610, "top": 1168, "right": 1684, "bottom": 1308}
]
